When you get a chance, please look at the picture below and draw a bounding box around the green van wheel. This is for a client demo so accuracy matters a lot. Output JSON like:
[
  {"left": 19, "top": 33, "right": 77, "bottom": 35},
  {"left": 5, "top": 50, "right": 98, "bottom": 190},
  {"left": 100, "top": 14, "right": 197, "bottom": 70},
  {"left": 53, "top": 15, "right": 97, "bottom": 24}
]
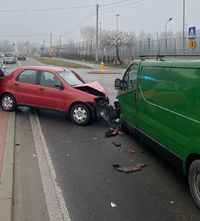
[{"left": 188, "top": 159, "right": 200, "bottom": 209}]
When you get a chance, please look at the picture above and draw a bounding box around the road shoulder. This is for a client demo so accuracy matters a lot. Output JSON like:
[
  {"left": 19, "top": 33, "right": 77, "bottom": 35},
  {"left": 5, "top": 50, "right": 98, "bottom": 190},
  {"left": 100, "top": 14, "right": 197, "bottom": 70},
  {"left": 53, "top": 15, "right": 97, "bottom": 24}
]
[{"left": 0, "top": 112, "right": 15, "bottom": 221}]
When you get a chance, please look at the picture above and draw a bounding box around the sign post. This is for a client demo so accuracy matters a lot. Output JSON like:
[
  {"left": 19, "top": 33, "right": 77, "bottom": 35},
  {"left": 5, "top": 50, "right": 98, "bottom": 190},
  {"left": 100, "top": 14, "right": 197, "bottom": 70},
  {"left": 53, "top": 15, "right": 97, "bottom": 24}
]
[{"left": 188, "top": 26, "right": 197, "bottom": 50}]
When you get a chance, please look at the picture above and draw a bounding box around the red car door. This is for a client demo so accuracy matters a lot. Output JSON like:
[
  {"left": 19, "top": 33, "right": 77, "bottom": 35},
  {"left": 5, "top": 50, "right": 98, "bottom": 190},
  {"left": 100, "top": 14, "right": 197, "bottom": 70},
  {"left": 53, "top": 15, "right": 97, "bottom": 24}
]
[
  {"left": 35, "top": 71, "right": 68, "bottom": 110},
  {"left": 12, "top": 69, "right": 39, "bottom": 105}
]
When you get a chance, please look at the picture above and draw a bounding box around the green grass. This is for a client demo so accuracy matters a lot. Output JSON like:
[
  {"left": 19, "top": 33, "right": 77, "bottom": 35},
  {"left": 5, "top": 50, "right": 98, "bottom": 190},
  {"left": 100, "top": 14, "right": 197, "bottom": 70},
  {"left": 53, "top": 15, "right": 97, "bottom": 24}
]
[
  {"left": 33, "top": 56, "right": 91, "bottom": 69},
  {"left": 101, "top": 62, "right": 128, "bottom": 69}
]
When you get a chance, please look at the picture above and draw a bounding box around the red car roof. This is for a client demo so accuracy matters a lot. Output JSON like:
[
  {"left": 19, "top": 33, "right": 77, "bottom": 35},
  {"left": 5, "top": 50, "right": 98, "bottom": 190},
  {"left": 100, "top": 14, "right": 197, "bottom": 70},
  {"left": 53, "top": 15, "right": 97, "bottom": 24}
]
[{"left": 17, "top": 66, "right": 65, "bottom": 72}]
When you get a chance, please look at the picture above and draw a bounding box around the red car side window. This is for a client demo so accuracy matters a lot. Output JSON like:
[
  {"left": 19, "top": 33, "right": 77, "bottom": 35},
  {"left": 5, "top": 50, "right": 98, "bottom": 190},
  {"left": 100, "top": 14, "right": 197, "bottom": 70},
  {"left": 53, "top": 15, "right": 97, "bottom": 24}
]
[
  {"left": 40, "top": 71, "right": 62, "bottom": 88},
  {"left": 17, "top": 70, "right": 38, "bottom": 84}
]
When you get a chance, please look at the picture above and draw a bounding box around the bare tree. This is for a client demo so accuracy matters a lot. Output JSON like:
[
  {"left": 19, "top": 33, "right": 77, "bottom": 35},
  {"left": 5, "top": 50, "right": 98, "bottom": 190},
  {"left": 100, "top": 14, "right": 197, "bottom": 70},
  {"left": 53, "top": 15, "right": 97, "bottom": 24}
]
[
  {"left": 102, "top": 30, "right": 133, "bottom": 64},
  {"left": 80, "top": 26, "right": 95, "bottom": 42},
  {"left": 17, "top": 41, "right": 26, "bottom": 53},
  {"left": 0, "top": 41, "right": 13, "bottom": 53}
]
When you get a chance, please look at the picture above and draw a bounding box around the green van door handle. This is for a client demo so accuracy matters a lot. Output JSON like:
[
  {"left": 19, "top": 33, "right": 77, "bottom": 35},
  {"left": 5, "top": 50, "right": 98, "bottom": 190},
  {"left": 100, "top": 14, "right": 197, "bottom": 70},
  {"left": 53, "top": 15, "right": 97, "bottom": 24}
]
[{"left": 134, "top": 92, "right": 136, "bottom": 101}]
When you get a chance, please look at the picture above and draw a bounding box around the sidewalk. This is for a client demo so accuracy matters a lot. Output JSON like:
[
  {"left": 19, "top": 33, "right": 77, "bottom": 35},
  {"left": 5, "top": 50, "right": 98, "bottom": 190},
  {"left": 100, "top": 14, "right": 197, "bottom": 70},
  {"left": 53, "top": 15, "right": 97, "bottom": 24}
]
[
  {"left": 53, "top": 58, "right": 126, "bottom": 74},
  {"left": 0, "top": 111, "right": 9, "bottom": 178},
  {"left": 0, "top": 109, "right": 15, "bottom": 221}
]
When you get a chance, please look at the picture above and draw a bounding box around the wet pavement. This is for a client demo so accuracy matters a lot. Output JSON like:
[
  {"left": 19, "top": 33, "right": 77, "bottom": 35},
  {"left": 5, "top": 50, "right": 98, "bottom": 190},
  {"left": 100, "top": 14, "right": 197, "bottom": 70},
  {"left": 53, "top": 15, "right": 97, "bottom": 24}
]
[{"left": 0, "top": 110, "right": 9, "bottom": 180}]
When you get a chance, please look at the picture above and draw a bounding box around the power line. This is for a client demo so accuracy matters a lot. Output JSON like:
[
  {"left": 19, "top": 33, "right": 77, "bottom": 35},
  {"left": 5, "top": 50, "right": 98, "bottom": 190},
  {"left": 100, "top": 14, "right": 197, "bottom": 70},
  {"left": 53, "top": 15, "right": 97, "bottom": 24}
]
[
  {"left": 0, "top": 33, "right": 49, "bottom": 37},
  {"left": 35, "top": 5, "right": 93, "bottom": 12},
  {"left": 0, "top": 9, "right": 28, "bottom": 13},
  {"left": 0, "top": 4, "right": 94, "bottom": 13},
  {"left": 100, "top": 0, "right": 147, "bottom": 12},
  {"left": 63, "top": 9, "right": 96, "bottom": 36},
  {"left": 100, "top": 0, "right": 166, "bottom": 15},
  {"left": 101, "top": 0, "right": 135, "bottom": 7}
]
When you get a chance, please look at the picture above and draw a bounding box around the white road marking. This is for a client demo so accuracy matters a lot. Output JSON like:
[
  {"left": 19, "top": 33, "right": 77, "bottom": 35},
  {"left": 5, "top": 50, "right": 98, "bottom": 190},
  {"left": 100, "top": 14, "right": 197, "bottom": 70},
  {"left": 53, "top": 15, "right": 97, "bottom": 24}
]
[{"left": 29, "top": 111, "right": 71, "bottom": 221}]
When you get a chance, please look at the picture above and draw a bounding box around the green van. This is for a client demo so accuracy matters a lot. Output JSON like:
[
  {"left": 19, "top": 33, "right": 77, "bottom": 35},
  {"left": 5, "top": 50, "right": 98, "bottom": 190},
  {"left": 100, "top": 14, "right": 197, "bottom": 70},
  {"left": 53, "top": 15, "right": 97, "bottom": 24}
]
[{"left": 115, "top": 59, "right": 200, "bottom": 209}]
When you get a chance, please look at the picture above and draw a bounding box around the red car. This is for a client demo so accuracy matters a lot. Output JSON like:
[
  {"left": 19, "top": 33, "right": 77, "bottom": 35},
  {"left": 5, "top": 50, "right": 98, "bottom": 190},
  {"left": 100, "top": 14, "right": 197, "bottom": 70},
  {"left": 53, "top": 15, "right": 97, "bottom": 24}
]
[{"left": 0, "top": 66, "right": 108, "bottom": 125}]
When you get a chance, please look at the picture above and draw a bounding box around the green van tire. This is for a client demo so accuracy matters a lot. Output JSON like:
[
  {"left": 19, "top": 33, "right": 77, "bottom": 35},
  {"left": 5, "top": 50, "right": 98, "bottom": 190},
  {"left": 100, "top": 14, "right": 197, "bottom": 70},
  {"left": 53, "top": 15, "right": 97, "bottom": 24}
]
[{"left": 188, "top": 159, "right": 200, "bottom": 209}]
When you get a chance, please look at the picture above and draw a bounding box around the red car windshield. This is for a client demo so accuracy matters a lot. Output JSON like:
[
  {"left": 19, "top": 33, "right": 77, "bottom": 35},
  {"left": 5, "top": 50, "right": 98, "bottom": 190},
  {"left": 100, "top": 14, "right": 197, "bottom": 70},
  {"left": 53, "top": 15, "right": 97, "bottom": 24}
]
[{"left": 57, "top": 70, "right": 83, "bottom": 86}]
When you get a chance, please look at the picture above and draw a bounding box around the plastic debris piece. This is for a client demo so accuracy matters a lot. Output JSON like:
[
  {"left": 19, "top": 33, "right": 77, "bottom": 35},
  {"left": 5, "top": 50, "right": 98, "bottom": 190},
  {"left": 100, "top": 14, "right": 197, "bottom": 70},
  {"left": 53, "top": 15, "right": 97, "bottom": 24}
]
[
  {"left": 112, "top": 141, "right": 121, "bottom": 147},
  {"left": 111, "top": 202, "right": 117, "bottom": 207},
  {"left": 112, "top": 164, "right": 121, "bottom": 168},
  {"left": 112, "top": 163, "right": 147, "bottom": 173},
  {"left": 92, "top": 137, "right": 98, "bottom": 140},
  {"left": 67, "top": 154, "right": 70, "bottom": 157},
  {"left": 113, "top": 128, "right": 119, "bottom": 136},
  {"left": 128, "top": 149, "right": 136, "bottom": 155},
  {"left": 170, "top": 201, "right": 174, "bottom": 204},
  {"left": 32, "top": 153, "right": 37, "bottom": 158},
  {"left": 105, "top": 127, "right": 119, "bottom": 137}
]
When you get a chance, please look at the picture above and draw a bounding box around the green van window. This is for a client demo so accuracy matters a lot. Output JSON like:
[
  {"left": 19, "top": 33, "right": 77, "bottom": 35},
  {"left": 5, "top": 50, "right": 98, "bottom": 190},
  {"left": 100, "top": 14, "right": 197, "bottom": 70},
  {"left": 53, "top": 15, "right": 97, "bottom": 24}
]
[{"left": 123, "top": 64, "right": 138, "bottom": 90}]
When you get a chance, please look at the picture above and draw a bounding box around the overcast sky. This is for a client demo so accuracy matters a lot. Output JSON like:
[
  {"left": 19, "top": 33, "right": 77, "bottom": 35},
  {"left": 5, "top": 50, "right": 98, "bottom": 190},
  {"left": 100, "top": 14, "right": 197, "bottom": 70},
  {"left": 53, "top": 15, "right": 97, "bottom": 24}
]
[{"left": 0, "top": 0, "right": 199, "bottom": 46}]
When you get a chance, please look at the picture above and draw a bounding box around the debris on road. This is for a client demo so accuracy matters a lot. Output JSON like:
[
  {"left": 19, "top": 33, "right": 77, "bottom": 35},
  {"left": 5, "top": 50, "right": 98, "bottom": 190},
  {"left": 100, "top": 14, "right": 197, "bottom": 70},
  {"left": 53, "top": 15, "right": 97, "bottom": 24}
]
[
  {"left": 112, "top": 163, "right": 147, "bottom": 173},
  {"left": 112, "top": 141, "right": 121, "bottom": 147},
  {"left": 128, "top": 149, "right": 136, "bottom": 155},
  {"left": 110, "top": 202, "right": 117, "bottom": 208},
  {"left": 105, "top": 127, "right": 119, "bottom": 137}
]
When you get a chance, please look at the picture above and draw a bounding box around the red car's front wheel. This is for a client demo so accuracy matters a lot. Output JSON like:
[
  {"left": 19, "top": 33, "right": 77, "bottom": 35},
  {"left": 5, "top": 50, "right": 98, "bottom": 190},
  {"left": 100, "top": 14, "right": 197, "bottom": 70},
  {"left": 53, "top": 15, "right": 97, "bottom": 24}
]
[{"left": 70, "top": 103, "right": 91, "bottom": 126}]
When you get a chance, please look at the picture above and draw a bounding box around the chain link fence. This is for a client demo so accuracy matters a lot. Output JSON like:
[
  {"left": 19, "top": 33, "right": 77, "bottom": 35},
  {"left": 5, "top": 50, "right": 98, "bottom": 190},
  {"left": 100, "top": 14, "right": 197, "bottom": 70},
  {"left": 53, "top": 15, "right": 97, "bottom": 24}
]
[{"left": 51, "top": 37, "right": 200, "bottom": 62}]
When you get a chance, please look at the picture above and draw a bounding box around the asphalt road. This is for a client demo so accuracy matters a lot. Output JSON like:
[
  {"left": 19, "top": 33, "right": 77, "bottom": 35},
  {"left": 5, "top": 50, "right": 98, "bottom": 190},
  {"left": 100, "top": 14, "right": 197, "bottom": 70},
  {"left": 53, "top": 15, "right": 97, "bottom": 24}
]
[{"left": 13, "top": 58, "right": 200, "bottom": 221}]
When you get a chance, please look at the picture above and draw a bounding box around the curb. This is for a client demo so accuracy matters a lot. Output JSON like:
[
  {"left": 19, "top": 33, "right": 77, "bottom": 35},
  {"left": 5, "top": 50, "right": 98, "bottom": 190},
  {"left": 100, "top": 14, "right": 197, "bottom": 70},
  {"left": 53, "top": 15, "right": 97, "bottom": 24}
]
[
  {"left": 0, "top": 112, "right": 15, "bottom": 221},
  {"left": 88, "top": 69, "right": 124, "bottom": 75}
]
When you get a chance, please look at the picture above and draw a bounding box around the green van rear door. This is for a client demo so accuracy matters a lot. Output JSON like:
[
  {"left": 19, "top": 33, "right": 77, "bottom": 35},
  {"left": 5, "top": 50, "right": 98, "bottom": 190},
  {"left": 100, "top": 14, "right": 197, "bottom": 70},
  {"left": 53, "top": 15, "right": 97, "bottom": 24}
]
[{"left": 117, "top": 63, "right": 139, "bottom": 127}]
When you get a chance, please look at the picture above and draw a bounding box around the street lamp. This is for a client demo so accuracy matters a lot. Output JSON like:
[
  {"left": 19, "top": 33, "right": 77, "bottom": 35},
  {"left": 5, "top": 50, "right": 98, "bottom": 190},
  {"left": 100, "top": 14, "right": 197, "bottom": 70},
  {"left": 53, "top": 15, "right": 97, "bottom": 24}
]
[
  {"left": 165, "top": 17, "right": 173, "bottom": 55},
  {"left": 182, "top": 0, "right": 186, "bottom": 55}
]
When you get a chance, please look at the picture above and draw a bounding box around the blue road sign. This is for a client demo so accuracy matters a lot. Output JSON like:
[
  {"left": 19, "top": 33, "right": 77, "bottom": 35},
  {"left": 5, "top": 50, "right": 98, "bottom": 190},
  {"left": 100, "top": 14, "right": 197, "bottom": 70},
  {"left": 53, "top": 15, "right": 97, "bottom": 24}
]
[{"left": 188, "top": 27, "right": 196, "bottom": 39}]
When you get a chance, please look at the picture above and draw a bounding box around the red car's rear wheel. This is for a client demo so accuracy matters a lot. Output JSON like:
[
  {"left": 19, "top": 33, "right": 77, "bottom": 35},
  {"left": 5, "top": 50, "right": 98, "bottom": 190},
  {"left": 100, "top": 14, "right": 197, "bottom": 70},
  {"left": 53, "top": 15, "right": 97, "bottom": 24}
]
[{"left": 1, "top": 94, "right": 16, "bottom": 112}]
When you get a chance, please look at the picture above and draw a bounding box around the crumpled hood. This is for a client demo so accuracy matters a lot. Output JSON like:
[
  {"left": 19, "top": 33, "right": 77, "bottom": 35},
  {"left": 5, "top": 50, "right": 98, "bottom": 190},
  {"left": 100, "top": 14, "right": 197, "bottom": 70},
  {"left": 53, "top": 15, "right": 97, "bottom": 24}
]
[{"left": 74, "top": 81, "right": 106, "bottom": 94}]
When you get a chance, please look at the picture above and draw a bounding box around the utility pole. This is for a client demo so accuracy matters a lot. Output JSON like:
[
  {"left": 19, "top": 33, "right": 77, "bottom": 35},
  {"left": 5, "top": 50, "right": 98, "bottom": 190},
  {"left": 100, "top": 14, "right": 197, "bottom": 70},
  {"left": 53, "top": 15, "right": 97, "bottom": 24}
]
[
  {"left": 95, "top": 4, "right": 99, "bottom": 63},
  {"left": 50, "top": 33, "right": 52, "bottom": 49},
  {"left": 116, "top": 14, "right": 119, "bottom": 35},
  {"left": 59, "top": 35, "right": 62, "bottom": 59},
  {"left": 182, "top": 0, "right": 186, "bottom": 55},
  {"left": 116, "top": 14, "right": 120, "bottom": 46},
  {"left": 116, "top": 14, "right": 120, "bottom": 63},
  {"left": 99, "top": 21, "right": 103, "bottom": 61}
]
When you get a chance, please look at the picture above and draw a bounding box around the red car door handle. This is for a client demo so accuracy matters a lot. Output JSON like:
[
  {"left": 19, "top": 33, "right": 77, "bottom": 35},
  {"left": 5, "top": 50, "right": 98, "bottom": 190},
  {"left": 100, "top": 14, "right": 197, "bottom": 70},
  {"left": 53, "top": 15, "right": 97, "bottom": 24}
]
[
  {"left": 14, "top": 83, "right": 19, "bottom": 86},
  {"left": 38, "top": 87, "right": 44, "bottom": 91}
]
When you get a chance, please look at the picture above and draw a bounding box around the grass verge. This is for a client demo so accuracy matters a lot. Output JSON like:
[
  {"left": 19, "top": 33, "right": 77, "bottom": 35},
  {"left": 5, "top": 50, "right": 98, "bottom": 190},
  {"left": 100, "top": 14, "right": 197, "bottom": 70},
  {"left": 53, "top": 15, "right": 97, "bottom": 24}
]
[{"left": 33, "top": 56, "right": 91, "bottom": 69}]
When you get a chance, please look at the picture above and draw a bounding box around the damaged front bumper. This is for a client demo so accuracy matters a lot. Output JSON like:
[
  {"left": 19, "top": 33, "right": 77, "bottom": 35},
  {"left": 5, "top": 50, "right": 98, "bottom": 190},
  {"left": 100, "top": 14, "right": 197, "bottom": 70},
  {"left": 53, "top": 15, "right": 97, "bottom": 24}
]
[{"left": 93, "top": 97, "right": 120, "bottom": 125}]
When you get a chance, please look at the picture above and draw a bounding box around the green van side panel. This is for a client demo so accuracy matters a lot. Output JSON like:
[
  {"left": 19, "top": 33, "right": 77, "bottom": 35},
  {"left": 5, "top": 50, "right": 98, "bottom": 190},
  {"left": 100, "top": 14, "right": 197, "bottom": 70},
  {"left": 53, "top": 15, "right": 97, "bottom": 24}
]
[
  {"left": 118, "top": 89, "right": 137, "bottom": 126},
  {"left": 118, "top": 60, "right": 200, "bottom": 174}
]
